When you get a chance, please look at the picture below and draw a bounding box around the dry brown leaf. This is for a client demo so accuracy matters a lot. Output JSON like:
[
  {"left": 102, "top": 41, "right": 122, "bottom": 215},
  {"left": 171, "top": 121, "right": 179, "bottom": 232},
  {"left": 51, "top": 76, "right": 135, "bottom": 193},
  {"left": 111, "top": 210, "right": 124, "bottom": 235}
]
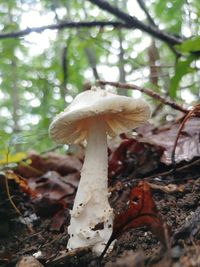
[
  {"left": 15, "top": 152, "right": 82, "bottom": 178},
  {"left": 139, "top": 117, "right": 200, "bottom": 165}
]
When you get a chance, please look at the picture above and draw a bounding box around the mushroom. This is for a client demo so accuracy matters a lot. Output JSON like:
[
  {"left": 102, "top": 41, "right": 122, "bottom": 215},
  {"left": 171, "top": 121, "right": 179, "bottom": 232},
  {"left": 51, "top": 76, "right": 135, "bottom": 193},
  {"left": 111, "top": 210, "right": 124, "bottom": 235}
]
[{"left": 49, "top": 87, "right": 151, "bottom": 255}]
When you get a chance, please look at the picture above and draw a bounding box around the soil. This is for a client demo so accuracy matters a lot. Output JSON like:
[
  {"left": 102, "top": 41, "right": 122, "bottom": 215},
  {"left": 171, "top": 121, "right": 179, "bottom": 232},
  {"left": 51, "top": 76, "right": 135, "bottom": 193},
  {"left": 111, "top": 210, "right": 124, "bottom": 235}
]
[{"left": 1, "top": 163, "right": 200, "bottom": 267}]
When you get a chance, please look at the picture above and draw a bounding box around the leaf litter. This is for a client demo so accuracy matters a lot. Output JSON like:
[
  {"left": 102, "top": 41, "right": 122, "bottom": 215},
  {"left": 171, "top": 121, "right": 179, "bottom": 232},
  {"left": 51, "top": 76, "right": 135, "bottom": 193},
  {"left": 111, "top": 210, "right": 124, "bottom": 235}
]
[{"left": 1, "top": 111, "right": 200, "bottom": 266}]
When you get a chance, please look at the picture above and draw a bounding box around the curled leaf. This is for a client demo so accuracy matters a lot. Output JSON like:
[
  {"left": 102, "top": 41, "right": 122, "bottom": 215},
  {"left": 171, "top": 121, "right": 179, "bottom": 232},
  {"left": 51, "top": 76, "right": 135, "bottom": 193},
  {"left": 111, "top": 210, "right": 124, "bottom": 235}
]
[
  {"left": 108, "top": 138, "right": 164, "bottom": 179},
  {"left": 101, "top": 182, "right": 168, "bottom": 258}
]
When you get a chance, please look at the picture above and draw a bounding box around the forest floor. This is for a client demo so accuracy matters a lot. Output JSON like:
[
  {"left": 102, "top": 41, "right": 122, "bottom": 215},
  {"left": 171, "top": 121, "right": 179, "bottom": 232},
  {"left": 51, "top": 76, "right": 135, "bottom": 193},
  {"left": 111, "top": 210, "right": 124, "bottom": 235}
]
[{"left": 1, "top": 118, "right": 200, "bottom": 267}]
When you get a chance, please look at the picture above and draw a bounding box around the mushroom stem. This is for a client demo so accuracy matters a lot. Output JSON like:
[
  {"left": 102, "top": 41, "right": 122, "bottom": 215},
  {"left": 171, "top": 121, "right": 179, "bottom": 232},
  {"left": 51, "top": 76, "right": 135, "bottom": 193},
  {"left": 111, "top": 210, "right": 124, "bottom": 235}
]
[{"left": 67, "top": 117, "right": 113, "bottom": 254}]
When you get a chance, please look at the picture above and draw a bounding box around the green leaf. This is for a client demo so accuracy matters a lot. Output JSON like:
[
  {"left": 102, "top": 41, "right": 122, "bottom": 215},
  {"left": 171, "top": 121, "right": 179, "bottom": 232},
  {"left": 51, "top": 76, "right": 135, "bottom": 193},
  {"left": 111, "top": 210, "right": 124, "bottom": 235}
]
[
  {"left": 0, "top": 150, "right": 26, "bottom": 165},
  {"left": 153, "top": 0, "right": 184, "bottom": 33},
  {"left": 175, "top": 37, "right": 200, "bottom": 53},
  {"left": 169, "top": 55, "right": 195, "bottom": 98}
]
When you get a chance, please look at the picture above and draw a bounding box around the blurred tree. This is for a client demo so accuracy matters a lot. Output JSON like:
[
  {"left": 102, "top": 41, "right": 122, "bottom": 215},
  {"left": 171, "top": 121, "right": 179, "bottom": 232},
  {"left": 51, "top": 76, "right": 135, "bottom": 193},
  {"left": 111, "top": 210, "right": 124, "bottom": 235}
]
[{"left": 0, "top": 0, "right": 199, "bottom": 153}]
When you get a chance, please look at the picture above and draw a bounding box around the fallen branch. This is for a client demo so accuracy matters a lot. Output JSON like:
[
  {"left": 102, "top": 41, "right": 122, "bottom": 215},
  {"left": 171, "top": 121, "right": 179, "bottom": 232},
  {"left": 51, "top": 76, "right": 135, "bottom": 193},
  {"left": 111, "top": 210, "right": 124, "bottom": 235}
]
[
  {"left": 0, "top": 21, "right": 129, "bottom": 40},
  {"left": 98, "top": 80, "right": 188, "bottom": 113}
]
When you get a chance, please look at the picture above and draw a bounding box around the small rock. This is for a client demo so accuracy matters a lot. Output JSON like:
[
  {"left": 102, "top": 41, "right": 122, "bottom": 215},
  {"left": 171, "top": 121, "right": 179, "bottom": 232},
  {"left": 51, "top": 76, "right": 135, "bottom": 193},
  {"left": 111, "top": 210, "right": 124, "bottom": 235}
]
[
  {"left": 15, "top": 256, "right": 44, "bottom": 267},
  {"left": 171, "top": 246, "right": 183, "bottom": 260}
]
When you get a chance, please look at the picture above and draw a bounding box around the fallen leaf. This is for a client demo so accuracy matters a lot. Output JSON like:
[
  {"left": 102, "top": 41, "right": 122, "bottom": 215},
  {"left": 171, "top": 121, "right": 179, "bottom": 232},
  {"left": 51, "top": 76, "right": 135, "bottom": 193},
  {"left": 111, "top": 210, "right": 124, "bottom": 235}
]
[
  {"left": 101, "top": 181, "right": 168, "bottom": 257},
  {"left": 140, "top": 117, "right": 200, "bottom": 165},
  {"left": 32, "top": 195, "right": 67, "bottom": 217},
  {"left": 0, "top": 151, "right": 26, "bottom": 165},
  {"left": 5, "top": 170, "right": 79, "bottom": 217},
  {"left": 114, "top": 181, "right": 166, "bottom": 242},
  {"left": 49, "top": 209, "right": 70, "bottom": 231},
  {"left": 171, "top": 105, "right": 200, "bottom": 167},
  {"left": 15, "top": 152, "right": 82, "bottom": 178},
  {"left": 108, "top": 138, "right": 134, "bottom": 178},
  {"left": 108, "top": 137, "right": 164, "bottom": 179},
  {"left": 28, "top": 171, "right": 77, "bottom": 201},
  {"left": 4, "top": 170, "right": 37, "bottom": 197},
  {"left": 28, "top": 171, "right": 78, "bottom": 216}
]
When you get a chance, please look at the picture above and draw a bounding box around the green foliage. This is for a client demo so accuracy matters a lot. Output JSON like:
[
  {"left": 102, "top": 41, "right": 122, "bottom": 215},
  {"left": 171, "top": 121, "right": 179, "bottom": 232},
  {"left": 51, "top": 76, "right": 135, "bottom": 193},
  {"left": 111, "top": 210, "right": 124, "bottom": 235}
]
[
  {"left": 175, "top": 37, "right": 200, "bottom": 54},
  {"left": 169, "top": 55, "right": 196, "bottom": 98},
  {"left": 152, "top": 0, "right": 184, "bottom": 33},
  {"left": 0, "top": 0, "right": 200, "bottom": 153}
]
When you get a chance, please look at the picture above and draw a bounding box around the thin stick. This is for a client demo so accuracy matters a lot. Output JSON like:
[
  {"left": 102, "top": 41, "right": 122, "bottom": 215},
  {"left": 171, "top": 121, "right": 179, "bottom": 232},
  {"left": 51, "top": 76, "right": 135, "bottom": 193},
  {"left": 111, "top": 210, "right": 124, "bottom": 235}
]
[
  {"left": 4, "top": 148, "right": 22, "bottom": 216},
  {"left": 123, "top": 157, "right": 200, "bottom": 184},
  {"left": 4, "top": 148, "right": 33, "bottom": 233},
  {"left": 98, "top": 80, "right": 188, "bottom": 114},
  {"left": 4, "top": 173, "right": 22, "bottom": 216},
  {"left": 171, "top": 104, "right": 200, "bottom": 172},
  {"left": 0, "top": 21, "right": 129, "bottom": 40},
  {"left": 88, "top": 0, "right": 182, "bottom": 46}
]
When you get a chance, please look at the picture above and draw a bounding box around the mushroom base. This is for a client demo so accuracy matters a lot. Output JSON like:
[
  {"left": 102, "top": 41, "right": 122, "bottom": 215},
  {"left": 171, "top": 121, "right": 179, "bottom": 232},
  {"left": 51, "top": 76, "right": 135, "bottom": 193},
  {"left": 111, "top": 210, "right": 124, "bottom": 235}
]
[{"left": 67, "top": 118, "right": 113, "bottom": 255}]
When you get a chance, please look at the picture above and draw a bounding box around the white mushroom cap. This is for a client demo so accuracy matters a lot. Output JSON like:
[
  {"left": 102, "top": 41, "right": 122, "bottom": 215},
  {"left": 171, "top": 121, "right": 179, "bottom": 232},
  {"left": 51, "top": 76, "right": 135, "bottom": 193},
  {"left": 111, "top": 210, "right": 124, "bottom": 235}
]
[{"left": 49, "top": 87, "right": 151, "bottom": 144}]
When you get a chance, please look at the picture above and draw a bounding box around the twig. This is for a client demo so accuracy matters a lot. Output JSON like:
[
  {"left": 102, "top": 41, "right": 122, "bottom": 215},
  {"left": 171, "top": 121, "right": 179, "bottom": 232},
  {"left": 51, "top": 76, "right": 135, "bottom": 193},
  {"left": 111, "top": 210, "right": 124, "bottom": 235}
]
[
  {"left": 16, "top": 145, "right": 64, "bottom": 174},
  {"left": 98, "top": 80, "right": 188, "bottom": 113},
  {"left": 1, "top": 171, "right": 33, "bottom": 233},
  {"left": 172, "top": 206, "right": 200, "bottom": 245},
  {"left": 46, "top": 247, "right": 93, "bottom": 266},
  {"left": 122, "top": 157, "right": 200, "bottom": 184},
  {"left": 3, "top": 149, "right": 22, "bottom": 217},
  {"left": 0, "top": 21, "right": 129, "bottom": 40},
  {"left": 146, "top": 158, "right": 200, "bottom": 179},
  {"left": 171, "top": 104, "right": 200, "bottom": 172},
  {"left": 3, "top": 173, "right": 22, "bottom": 216},
  {"left": 39, "top": 144, "right": 63, "bottom": 155},
  {"left": 61, "top": 44, "right": 69, "bottom": 103},
  {"left": 137, "top": 0, "right": 157, "bottom": 27},
  {"left": 88, "top": 0, "right": 182, "bottom": 45},
  {"left": 19, "top": 230, "right": 44, "bottom": 245}
]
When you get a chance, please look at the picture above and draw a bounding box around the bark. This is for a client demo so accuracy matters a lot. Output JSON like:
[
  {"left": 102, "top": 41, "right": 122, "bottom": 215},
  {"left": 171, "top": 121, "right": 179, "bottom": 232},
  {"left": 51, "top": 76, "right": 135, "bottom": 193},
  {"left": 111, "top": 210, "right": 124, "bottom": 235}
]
[
  {"left": 11, "top": 60, "right": 20, "bottom": 133},
  {"left": 148, "top": 41, "right": 159, "bottom": 86},
  {"left": 84, "top": 47, "right": 100, "bottom": 80},
  {"left": 60, "top": 44, "right": 69, "bottom": 103},
  {"left": 118, "top": 30, "right": 127, "bottom": 95},
  {"left": 81, "top": 5, "right": 100, "bottom": 81}
]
